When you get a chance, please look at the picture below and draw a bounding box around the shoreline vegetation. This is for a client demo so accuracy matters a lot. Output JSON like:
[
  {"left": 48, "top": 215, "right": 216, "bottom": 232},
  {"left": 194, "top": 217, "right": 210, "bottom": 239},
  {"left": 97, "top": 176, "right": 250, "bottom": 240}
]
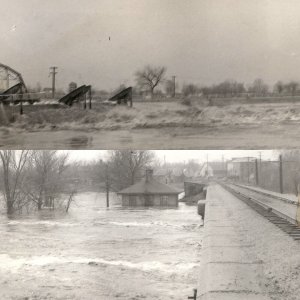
[{"left": 1, "top": 97, "right": 300, "bottom": 133}]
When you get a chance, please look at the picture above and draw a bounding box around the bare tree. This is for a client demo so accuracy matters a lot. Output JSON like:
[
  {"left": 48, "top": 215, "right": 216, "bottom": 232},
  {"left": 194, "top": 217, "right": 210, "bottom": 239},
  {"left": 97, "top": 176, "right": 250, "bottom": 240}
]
[
  {"left": 274, "top": 81, "right": 284, "bottom": 94},
  {"left": 286, "top": 81, "right": 299, "bottom": 96},
  {"left": 0, "top": 150, "right": 31, "bottom": 214},
  {"left": 65, "top": 191, "right": 76, "bottom": 212},
  {"left": 26, "top": 150, "right": 70, "bottom": 210},
  {"left": 182, "top": 84, "right": 199, "bottom": 97},
  {"left": 135, "top": 65, "right": 166, "bottom": 97},
  {"left": 100, "top": 150, "right": 155, "bottom": 191},
  {"left": 248, "top": 78, "right": 269, "bottom": 96}
]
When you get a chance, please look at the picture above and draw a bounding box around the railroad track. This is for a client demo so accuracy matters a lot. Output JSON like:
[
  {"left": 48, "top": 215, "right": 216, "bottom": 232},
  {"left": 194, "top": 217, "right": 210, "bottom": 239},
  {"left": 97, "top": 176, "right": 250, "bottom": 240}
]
[
  {"left": 220, "top": 182, "right": 300, "bottom": 241},
  {"left": 231, "top": 183, "right": 298, "bottom": 206}
]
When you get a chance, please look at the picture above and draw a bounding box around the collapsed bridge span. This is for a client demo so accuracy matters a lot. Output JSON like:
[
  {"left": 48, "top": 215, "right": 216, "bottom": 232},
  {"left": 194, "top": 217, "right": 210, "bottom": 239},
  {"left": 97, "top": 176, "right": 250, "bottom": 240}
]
[
  {"left": 109, "top": 86, "right": 132, "bottom": 107},
  {"left": 59, "top": 85, "right": 92, "bottom": 108}
]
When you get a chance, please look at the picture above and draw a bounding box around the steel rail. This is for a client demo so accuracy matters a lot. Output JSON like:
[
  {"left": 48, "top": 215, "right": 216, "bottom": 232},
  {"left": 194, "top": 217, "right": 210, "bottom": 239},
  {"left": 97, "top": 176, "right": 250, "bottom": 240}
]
[
  {"left": 231, "top": 182, "right": 298, "bottom": 206},
  {"left": 219, "top": 183, "right": 300, "bottom": 241}
]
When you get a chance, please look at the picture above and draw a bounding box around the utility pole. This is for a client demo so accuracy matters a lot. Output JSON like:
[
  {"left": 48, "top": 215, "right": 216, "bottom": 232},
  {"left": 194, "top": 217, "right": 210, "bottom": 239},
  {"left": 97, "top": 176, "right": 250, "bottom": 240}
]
[
  {"left": 172, "top": 75, "right": 176, "bottom": 98},
  {"left": 255, "top": 158, "right": 259, "bottom": 186},
  {"left": 259, "top": 151, "right": 262, "bottom": 184},
  {"left": 49, "top": 66, "right": 58, "bottom": 99},
  {"left": 279, "top": 155, "right": 283, "bottom": 194},
  {"left": 247, "top": 157, "right": 250, "bottom": 184},
  {"left": 88, "top": 86, "right": 92, "bottom": 109},
  {"left": 105, "top": 163, "right": 110, "bottom": 208},
  {"left": 297, "top": 183, "right": 300, "bottom": 225},
  {"left": 259, "top": 151, "right": 262, "bottom": 164}
]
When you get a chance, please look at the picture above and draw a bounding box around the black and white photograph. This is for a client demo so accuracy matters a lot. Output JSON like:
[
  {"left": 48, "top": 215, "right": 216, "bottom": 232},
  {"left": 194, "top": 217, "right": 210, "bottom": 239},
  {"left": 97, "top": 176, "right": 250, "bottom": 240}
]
[
  {"left": 1, "top": 149, "right": 300, "bottom": 300},
  {"left": 1, "top": 1, "right": 300, "bottom": 300},
  {"left": 2, "top": 1, "right": 300, "bottom": 149}
]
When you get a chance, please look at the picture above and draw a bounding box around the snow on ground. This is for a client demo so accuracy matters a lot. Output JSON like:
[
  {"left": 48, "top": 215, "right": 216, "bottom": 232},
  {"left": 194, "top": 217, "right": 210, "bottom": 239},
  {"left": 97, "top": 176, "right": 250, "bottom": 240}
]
[{"left": 3, "top": 100, "right": 300, "bottom": 131}]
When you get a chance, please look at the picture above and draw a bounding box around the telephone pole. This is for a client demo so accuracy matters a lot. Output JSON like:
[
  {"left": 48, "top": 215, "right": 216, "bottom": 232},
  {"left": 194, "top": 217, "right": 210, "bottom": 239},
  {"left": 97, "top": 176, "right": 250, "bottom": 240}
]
[
  {"left": 247, "top": 157, "right": 250, "bottom": 183},
  {"left": 49, "top": 67, "right": 58, "bottom": 99},
  {"left": 279, "top": 155, "right": 283, "bottom": 194},
  {"left": 172, "top": 75, "right": 176, "bottom": 98},
  {"left": 105, "top": 163, "right": 110, "bottom": 208},
  {"left": 255, "top": 158, "right": 259, "bottom": 186}
]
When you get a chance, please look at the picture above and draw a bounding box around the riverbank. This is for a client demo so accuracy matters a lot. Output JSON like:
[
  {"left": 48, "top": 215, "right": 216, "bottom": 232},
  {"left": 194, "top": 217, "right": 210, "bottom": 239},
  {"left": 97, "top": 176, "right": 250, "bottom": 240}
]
[{"left": 2, "top": 101, "right": 300, "bottom": 149}]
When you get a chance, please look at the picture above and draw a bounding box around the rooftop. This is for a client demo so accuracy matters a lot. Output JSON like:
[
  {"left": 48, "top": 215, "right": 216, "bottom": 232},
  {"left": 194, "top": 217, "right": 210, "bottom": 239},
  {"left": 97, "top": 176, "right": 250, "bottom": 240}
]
[{"left": 118, "top": 169, "right": 180, "bottom": 195}]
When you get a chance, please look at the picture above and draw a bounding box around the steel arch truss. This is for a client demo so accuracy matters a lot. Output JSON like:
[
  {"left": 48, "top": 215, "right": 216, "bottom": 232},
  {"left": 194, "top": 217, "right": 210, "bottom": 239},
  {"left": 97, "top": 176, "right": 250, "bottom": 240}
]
[{"left": 0, "top": 63, "right": 27, "bottom": 92}]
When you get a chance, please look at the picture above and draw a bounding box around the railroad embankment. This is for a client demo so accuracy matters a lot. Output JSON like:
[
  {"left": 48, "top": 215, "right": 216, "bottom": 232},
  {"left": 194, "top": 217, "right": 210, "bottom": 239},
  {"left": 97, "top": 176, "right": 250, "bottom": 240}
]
[{"left": 198, "top": 184, "right": 300, "bottom": 300}]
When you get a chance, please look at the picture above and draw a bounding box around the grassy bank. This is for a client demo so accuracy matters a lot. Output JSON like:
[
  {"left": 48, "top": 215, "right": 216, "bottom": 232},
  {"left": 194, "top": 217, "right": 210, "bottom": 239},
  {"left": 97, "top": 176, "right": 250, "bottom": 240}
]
[{"left": 1, "top": 98, "right": 300, "bottom": 132}]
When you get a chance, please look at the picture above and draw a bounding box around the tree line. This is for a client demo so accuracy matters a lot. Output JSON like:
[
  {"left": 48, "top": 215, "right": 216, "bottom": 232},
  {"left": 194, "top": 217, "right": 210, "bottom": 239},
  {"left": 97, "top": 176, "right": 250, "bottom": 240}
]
[
  {"left": 0, "top": 150, "right": 156, "bottom": 215},
  {"left": 0, "top": 150, "right": 70, "bottom": 214},
  {"left": 24, "top": 64, "right": 300, "bottom": 99},
  {"left": 0, "top": 150, "right": 205, "bottom": 214},
  {"left": 133, "top": 66, "right": 300, "bottom": 98}
]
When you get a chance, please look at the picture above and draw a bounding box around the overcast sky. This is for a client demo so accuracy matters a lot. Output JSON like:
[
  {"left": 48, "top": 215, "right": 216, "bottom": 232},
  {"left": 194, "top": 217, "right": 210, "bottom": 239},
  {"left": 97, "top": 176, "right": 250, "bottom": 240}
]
[
  {"left": 67, "top": 150, "right": 277, "bottom": 163},
  {"left": 2, "top": 0, "right": 300, "bottom": 91}
]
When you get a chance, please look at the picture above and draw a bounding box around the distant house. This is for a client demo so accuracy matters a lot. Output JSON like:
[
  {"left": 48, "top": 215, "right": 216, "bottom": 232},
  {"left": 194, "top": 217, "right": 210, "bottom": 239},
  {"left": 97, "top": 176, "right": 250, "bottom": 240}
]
[
  {"left": 227, "top": 157, "right": 257, "bottom": 183},
  {"left": 118, "top": 169, "right": 180, "bottom": 207},
  {"left": 200, "top": 162, "right": 227, "bottom": 178},
  {"left": 43, "top": 87, "right": 53, "bottom": 99}
]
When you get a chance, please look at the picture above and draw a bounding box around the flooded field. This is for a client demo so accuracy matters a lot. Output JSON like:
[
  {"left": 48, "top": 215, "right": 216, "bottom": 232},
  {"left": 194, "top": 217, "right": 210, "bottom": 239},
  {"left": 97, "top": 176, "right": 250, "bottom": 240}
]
[{"left": 0, "top": 192, "right": 202, "bottom": 300}]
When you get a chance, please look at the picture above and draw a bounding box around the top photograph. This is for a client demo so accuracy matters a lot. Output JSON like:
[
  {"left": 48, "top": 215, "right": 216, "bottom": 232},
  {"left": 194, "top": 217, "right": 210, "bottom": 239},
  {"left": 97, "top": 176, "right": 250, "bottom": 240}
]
[{"left": 1, "top": 0, "right": 300, "bottom": 150}]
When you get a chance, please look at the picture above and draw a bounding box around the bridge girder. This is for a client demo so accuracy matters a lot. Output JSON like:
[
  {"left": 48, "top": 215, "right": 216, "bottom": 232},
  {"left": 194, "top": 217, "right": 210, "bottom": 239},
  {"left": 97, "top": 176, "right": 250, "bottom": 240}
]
[{"left": 0, "top": 63, "right": 27, "bottom": 92}]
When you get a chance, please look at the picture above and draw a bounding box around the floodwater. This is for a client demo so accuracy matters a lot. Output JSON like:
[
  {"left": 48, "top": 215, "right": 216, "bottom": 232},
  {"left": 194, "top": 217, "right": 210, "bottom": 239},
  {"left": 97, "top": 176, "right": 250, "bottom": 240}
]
[
  {"left": 0, "top": 192, "right": 202, "bottom": 300},
  {"left": 2, "top": 123, "right": 300, "bottom": 149}
]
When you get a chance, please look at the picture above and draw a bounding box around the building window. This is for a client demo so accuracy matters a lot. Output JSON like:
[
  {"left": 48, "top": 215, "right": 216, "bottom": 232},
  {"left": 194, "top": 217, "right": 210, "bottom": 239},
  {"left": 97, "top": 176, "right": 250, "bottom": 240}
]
[
  {"left": 129, "top": 195, "right": 137, "bottom": 206},
  {"left": 160, "top": 195, "right": 169, "bottom": 206},
  {"left": 145, "top": 195, "right": 154, "bottom": 206}
]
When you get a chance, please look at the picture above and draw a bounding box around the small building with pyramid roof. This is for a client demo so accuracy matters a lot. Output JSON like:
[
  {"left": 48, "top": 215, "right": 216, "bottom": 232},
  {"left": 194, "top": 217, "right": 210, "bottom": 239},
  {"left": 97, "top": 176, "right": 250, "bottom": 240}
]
[{"left": 118, "top": 169, "right": 180, "bottom": 207}]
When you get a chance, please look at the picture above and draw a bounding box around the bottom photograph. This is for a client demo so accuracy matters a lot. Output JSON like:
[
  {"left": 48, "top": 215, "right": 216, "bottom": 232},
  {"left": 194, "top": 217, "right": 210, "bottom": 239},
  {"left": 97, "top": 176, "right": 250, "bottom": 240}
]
[{"left": 0, "top": 149, "right": 300, "bottom": 300}]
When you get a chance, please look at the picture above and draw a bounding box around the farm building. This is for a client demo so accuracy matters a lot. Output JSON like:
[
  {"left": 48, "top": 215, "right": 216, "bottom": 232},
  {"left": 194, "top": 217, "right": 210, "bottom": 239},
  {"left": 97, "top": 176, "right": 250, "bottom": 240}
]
[{"left": 118, "top": 169, "right": 180, "bottom": 207}]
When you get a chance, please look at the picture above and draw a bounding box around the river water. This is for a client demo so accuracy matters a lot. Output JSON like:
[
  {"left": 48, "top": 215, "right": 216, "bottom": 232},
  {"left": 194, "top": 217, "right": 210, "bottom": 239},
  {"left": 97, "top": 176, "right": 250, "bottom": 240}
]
[{"left": 0, "top": 192, "right": 203, "bottom": 300}]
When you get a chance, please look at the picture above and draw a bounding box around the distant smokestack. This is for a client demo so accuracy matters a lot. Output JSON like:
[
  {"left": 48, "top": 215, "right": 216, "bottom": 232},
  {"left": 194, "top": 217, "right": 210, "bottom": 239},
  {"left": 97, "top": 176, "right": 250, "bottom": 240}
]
[{"left": 145, "top": 169, "right": 153, "bottom": 182}]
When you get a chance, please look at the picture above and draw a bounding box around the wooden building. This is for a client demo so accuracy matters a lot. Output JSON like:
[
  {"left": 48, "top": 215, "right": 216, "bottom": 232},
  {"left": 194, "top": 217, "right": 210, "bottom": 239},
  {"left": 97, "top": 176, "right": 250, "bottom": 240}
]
[{"left": 118, "top": 169, "right": 180, "bottom": 207}]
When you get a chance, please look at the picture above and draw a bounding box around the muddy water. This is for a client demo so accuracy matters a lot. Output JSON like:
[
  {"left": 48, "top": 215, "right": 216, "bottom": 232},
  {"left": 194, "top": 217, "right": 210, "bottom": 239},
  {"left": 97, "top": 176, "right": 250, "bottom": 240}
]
[
  {"left": 0, "top": 192, "right": 202, "bottom": 300},
  {"left": 2, "top": 123, "right": 300, "bottom": 149}
]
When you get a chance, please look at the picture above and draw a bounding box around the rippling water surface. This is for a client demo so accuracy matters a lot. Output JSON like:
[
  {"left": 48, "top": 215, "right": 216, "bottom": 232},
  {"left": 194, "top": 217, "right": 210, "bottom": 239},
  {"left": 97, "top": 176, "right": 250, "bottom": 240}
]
[{"left": 0, "top": 192, "right": 202, "bottom": 300}]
